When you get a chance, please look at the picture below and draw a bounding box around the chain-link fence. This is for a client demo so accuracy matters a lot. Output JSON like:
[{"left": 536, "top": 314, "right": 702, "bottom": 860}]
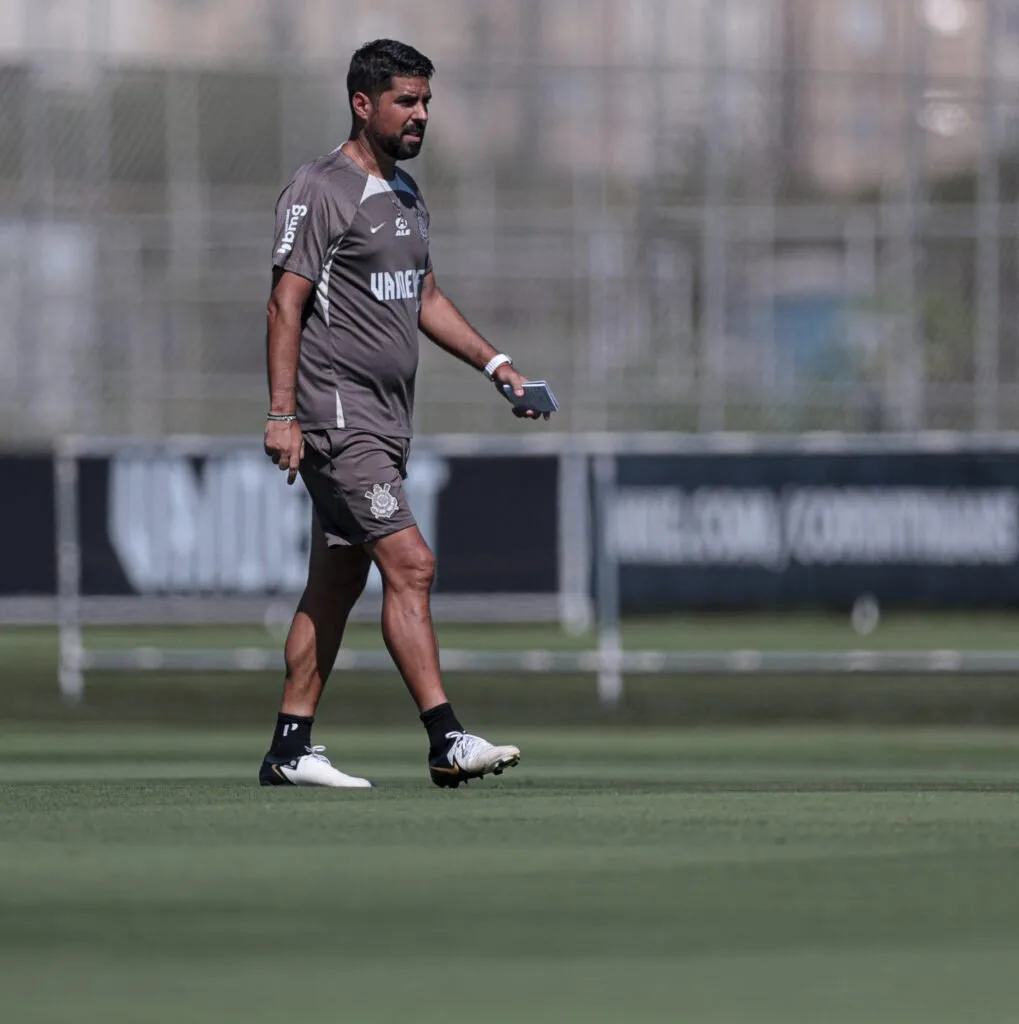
[{"left": 2, "top": 0, "right": 1019, "bottom": 441}]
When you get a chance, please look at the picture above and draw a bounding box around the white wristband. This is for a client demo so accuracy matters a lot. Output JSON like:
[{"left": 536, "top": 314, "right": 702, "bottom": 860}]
[{"left": 483, "top": 353, "right": 513, "bottom": 380}]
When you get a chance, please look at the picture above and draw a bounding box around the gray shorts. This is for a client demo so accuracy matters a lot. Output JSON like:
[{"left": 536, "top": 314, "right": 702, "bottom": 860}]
[{"left": 300, "top": 429, "right": 417, "bottom": 547}]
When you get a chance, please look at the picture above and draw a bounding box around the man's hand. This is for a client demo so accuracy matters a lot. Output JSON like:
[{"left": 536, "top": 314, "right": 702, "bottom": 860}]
[
  {"left": 264, "top": 418, "right": 305, "bottom": 485},
  {"left": 492, "top": 364, "right": 551, "bottom": 421}
]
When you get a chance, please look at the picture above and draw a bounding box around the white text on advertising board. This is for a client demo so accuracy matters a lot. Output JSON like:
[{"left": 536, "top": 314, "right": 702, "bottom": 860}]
[{"left": 610, "top": 487, "right": 1019, "bottom": 568}]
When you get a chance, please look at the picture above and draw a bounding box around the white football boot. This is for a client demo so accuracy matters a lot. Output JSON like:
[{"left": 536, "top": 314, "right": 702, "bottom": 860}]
[
  {"left": 259, "top": 745, "right": 372, "bottom": 788},
  {"left": 429, "top": 731, "right": 521, "bottom": 788}
]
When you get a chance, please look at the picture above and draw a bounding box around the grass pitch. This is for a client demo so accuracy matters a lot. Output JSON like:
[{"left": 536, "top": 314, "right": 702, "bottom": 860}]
[{"left": 3, "top": 727, "right": 1019, "bottom": 1023}]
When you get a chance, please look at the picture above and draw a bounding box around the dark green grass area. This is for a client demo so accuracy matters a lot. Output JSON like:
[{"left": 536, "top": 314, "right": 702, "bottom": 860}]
[{"left": 3, "top": 729, "right": 1019, "bottom": 1022}]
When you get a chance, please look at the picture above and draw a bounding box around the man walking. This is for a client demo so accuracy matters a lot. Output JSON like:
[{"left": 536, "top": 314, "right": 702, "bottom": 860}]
[{"left": 261, "top": 39, "right": 548, "bottom": 789}]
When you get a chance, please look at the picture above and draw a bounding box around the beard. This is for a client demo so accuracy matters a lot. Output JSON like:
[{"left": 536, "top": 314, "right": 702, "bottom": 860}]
[{"left": 371, "top": 122, "right": 425, "bottom": 162}]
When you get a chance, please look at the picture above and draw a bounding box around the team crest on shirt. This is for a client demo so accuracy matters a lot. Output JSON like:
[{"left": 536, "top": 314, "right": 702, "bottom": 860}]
[
  {"left": 365, "top": 483, "right": 399, "bottom": 520},
  {"left": 416, "top": 211, "right": 429, "bottom": 241}
]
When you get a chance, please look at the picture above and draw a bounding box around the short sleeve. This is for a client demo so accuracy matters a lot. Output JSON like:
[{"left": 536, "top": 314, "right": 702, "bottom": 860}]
[{"left": 272, "top": 168, "right": 333, "bottom": 282}]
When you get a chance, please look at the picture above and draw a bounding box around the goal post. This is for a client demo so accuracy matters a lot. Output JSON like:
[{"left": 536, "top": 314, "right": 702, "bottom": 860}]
[{"left": 52, "top": 432, "right": 600, "bottom": 704}]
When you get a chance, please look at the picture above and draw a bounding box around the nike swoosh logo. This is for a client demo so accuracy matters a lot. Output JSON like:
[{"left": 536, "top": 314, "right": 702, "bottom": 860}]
[
  {"left": 370, "top": 223, "right": 386, "bottom": 233},
  {"left": 431, "top": 764, "right": 461, "bottom": 776},
  {"left": 272, "top": 763, "right": 292, "bottom": 782}
]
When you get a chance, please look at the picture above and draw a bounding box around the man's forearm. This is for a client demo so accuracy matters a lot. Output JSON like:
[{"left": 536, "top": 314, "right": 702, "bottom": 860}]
[
  {"left": 419, "top": 290, "right": 498, "bottom": 371},
  {"left": 266, "top": 299, "right": 302, "bottom": 414}
]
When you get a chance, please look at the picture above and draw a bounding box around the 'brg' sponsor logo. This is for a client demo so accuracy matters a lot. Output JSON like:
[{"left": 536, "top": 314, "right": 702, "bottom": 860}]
[{"left": 276, "top": 204, "right": 308, "bottom": 256}]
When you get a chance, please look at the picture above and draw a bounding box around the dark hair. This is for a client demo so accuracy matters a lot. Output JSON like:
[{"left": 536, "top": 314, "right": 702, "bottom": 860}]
[{"left": 347, "top": 39, "right": 434, "bottom": 116}]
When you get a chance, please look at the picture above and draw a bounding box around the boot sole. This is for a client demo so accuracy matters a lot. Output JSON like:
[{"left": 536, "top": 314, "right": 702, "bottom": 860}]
[{"left": 430, "top": 751, "right": 521, "bottom": 789}]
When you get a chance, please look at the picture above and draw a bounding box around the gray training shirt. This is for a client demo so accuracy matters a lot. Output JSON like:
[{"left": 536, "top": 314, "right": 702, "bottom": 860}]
[{"left": 271, "top": 148, "right": 432, "bottom": 438}]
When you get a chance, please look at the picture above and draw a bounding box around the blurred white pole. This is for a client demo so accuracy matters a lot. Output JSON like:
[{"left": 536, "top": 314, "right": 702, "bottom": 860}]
[
  {"left": 976, "top": 0, "right": 1001, "bottom": 430},
  {"left": 699, "top": 0, "right": 728, "bottom": 432},
  {"left": 593, "top": 453, "right": 622, "bottom": 708},
  {"left": 558, "top": 449, "right": 592, "bottom": 635},
  {"left": 55, "top": 441, "right": 84, "bottom": 703}
]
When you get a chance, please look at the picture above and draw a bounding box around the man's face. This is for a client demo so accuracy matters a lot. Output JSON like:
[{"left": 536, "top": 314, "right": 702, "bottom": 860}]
[{"left": 365, "top": 76, "right": 431, "bottom": 161}]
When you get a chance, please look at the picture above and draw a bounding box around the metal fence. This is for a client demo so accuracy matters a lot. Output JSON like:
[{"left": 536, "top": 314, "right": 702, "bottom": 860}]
[
  {"left": 3, "top": 0, "right": 1019, "bottom": 441},
  {"left": 50, "top": 429, "right": 1019, "bottom": 705}
]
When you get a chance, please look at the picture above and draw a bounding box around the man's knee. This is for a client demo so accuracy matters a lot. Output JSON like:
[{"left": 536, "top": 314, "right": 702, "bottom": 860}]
[{"left": 383, "top": 541, "right": 435, "bottom": 593}]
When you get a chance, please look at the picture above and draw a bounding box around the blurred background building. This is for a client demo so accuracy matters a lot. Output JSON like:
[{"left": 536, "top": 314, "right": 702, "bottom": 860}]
[{"left": 3, "top": 0, "right": 1019, "bottom": 440}]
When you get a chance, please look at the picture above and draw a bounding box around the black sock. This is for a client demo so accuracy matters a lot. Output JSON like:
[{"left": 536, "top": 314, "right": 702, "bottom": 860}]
[
  {"left": 421, "top": 702, "right": 464, "bottom": 754},
  {"left": 270, "top": 713, "right": 313, "bottom": 759}
]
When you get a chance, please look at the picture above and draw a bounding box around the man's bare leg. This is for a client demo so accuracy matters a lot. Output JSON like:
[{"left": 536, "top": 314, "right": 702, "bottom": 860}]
[
  {"left": 370, "top": 525, "right": 519, "bottom": 787},
  {"left": 281, "top": 517, "right": 372, "bottom": 716},
  {"left": 260, "top": 517, "right": 373, "bottom": 787},
  {"left": 368, "top": 525, "right": 446, "bottom": 712}
]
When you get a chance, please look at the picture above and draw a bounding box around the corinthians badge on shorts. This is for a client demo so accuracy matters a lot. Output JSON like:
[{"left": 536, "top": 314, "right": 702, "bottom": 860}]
[{"left": 365, "top": 482, "right": 399, "bottom": 520}]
